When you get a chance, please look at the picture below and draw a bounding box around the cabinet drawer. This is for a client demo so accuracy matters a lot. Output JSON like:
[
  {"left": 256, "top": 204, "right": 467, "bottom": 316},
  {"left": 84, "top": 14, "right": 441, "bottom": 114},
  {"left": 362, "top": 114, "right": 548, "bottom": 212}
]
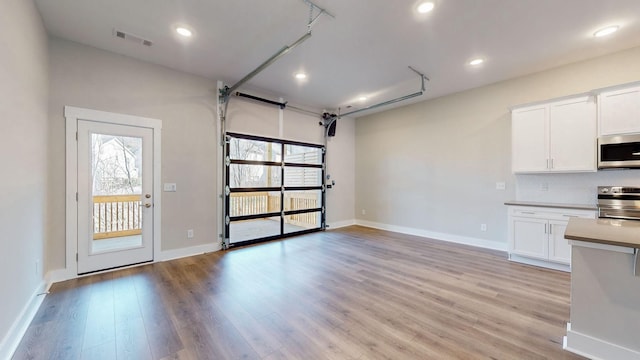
[
  {"left": 509, "top": 206, "right": 595, "bottom": 220},
  {"left": 556, "top": 213, "right": 592, "bottom": 220},
  {"left": 511, "top": 209, "right": 543, "bottom": 217}
]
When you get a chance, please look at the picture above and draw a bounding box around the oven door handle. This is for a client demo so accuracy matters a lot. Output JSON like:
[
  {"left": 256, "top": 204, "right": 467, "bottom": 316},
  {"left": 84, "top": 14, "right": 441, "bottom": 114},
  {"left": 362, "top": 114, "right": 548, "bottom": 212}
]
[
  {"left": 635, "top": 249, "right": 639, "bottom": 277},
  {"left": 599, "top": 208, "right": 640, "bottom": 221},
  {"left": 633, "top": 152, "right": 640, "bottom": 156}
]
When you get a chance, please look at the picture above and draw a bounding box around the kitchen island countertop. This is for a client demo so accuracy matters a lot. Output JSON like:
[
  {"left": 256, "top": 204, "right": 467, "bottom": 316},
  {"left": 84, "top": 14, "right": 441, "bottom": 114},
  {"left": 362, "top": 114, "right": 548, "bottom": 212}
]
[{"left": 565, "top": 217, "right": 640, "bottom": 248}]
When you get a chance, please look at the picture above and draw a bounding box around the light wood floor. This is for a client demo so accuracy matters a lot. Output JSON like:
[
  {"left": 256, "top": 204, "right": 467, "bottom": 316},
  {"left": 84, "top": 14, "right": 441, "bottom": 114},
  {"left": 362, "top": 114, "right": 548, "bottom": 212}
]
[{"left": 14, "top": 226, "right": 585, "bottom": 359}]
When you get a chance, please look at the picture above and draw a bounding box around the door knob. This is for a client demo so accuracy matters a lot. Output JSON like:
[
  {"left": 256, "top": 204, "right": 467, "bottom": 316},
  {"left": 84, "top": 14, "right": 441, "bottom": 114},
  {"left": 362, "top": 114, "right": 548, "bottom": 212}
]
[
  {"left": 144, "top": 203, "right": 151, "bottom": 208},
  {"left": 145, "top": 194, "right": 151, "bottom": 198}
]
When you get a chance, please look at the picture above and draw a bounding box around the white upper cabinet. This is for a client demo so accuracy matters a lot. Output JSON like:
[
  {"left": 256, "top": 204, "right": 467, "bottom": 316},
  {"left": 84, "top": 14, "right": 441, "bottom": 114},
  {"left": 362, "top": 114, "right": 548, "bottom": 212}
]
[
  {"left": 512, "top": 105, "right": 548, "bottom": 172},
  {"left": 512, "top": 95, "right": 596, "bottom": 173},
  {"left": 548, "top": 97, "right": 597, "bottom": 171},
  {"left": 598, "top": 85, "right": 640, "bottom": 136}
]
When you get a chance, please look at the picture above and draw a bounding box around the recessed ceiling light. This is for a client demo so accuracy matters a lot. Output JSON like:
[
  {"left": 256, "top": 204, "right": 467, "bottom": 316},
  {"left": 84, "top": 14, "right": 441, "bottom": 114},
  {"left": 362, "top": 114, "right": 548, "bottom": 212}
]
[
  {"left": 594, "top": 25, "right": 619, "bottom": 38},
  {"left": 295, "top": 72, "right": 307, "bottom": 80},
  {"left": 176, "top": 27, "right": 193, "bottom": 37},
  {"left": 417, "top": 2, "right": 435, "bottom": 13},
  {"left": 359, "top": 96, "right": 368, "bottom": 102},
  {"left": 469, "top": 58, "right": 484, "bottom": 66}
]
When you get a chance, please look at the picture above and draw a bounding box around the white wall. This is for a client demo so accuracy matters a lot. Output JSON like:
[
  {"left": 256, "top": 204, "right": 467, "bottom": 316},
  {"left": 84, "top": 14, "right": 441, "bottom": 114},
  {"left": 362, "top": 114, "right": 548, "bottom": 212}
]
[
  {"left": 0, "top": 0, "right": 49, "bottom": 357},
  {"left": 48, "top": 38, "right": 219, "bottom": 270},
  {"left": 47, "top": 38, "right": 356, "bottom": 272},
  {"left": 355, "top": 45, "right": 640, "bottom": 249},
  {"left": 326, "top": 117, "right": 356, "bottom": 227}
]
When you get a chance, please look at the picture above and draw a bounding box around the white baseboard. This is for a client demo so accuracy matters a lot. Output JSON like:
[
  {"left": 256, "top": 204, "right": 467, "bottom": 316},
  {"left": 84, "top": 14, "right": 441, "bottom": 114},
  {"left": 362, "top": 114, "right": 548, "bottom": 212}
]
[
  {"left": 355, "top": 219, "right": 507, "bottom": 252},
  {"left": 508, "top": 254, "right": 571, "bottom": 272},
  {"left": 564, "top": 323, "right": 640, "bottom": 360},
  {"left": 0, "top": 281, "right": 47, "bottom": 360},
  {"left": 326, "top": 219, "right": 356, "bottom": 229},
  {"left": 46, "top": 268, "right": 75, "bottom": 287},
  {"left": 159, "top": 242, "right": 221, "bottom": 262}
]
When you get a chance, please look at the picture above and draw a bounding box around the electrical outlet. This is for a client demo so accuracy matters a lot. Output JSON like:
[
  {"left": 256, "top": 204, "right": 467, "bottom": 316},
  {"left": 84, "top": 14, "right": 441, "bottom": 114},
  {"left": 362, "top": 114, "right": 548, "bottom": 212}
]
[
  {"left": 480, "top": 224, "right": 487, "bottom": 232},
  {"left": 361, "top": 209, "right": 366, "bottom": 215},
  {"left": 496, "top": 182, "right": 506, "bottom": 190},
  {"left": 540, "top": 182, "right": 549, "bottom": 191},
  {"left": 187, "top": 229, "right": 194, "bottom": 239}
]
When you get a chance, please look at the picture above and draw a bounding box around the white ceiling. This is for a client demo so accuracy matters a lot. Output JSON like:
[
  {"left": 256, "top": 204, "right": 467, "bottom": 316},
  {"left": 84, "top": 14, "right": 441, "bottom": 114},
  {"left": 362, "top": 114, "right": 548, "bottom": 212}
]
[{"left": 35, "top": 0, "right": 640, "bottom": 116}]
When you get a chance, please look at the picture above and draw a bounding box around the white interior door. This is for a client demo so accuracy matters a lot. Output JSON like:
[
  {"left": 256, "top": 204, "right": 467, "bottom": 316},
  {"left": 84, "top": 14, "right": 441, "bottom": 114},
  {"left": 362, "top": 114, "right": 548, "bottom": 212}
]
[{"left": 77, "top": 120, "right": 154, "bottom": 274}]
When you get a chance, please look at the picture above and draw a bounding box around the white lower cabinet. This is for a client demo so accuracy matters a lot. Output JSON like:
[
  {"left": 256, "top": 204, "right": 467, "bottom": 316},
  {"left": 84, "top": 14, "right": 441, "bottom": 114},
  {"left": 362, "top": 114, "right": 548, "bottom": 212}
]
[
  {"left": 548, "top": 220, "right": 570, "bottom": 264},
  {"left": 511, "top": 217, "right": 549, "bottom": 260},
  {"left": 507, "top": 206, "right": 595, "bottom": 270}
]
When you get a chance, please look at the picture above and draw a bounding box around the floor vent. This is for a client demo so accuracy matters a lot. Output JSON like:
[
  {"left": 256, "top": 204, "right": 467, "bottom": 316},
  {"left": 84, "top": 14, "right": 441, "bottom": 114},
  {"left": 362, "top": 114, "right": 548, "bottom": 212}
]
[{"left": 113, "top": 28, "right": 153, "bottom": 47}]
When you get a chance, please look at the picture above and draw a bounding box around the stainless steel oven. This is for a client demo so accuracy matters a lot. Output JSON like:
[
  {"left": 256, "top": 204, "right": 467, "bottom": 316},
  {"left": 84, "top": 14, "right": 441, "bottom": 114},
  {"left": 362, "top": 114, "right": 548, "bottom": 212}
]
[{"left": 598, "top": 186, "right": 640, "bottom": 220}]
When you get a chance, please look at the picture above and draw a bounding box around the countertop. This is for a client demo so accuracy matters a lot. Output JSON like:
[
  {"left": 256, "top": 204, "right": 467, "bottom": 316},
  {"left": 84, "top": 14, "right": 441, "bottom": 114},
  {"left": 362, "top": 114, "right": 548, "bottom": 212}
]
[
  {"left": 565, "top": 217, "right": 640, "bottom": 248},
  {"left": 504, "top": 200, "right": 597, "bottom": 211}
]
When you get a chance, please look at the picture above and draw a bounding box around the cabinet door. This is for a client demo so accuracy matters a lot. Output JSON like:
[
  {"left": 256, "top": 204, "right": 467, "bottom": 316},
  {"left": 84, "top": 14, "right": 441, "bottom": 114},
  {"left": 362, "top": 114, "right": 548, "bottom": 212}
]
[
  {"left": 599, "top": 86, "right": 640, "bottom": 136},
  {"left": 510, "top": 217, "right": 548, "bottom": 260},
  {"left": 548, "top": 96, "right": 597, "bottom": 172},
  {"left": 512, "top": 106, "right": 548, "bottom": 173},
  {"left": 548, "top": 220, "right": 570, "bottom": 264}
]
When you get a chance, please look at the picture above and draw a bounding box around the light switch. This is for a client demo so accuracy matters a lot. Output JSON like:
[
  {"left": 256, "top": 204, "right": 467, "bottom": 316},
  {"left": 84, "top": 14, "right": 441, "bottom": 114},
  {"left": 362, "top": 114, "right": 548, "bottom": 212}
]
[
  {"left": 164, "top": 183, "right": 177, "bottom": 192},
  {"left": 496, "top": 182, "right": 506, "bottom": 190}
]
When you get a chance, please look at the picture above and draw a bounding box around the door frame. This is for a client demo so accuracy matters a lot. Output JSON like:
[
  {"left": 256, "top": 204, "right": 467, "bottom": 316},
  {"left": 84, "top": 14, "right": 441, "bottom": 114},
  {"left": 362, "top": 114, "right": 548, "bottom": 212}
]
[{"left": 65, "top": 106, "right": 162, "bottom": 276}]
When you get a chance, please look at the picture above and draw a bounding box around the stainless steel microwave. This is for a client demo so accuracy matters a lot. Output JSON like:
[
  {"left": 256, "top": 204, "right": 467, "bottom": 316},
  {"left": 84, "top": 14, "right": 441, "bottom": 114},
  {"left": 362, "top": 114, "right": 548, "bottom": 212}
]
[{"left": 598, "top": 134, "right": 640, "bottom": 169}]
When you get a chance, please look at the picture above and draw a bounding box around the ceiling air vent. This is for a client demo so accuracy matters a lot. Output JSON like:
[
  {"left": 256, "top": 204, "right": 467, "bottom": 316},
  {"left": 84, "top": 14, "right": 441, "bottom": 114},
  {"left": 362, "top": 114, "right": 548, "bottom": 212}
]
[{"left": 113, "top": 28, "right": 153, "bottom": 47}]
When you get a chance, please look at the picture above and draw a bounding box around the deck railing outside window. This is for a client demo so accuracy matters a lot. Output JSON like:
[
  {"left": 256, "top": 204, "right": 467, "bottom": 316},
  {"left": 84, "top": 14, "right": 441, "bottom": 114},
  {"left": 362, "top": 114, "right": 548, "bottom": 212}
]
[
  {"left": 230, "top": 192, "right": 317, "bottom": 226},
  {"left": 93, "top": 194, "right": 142, "bottom": 240},
  {"left": 93, "top": 192, "right": 317, "bottom": 241}
]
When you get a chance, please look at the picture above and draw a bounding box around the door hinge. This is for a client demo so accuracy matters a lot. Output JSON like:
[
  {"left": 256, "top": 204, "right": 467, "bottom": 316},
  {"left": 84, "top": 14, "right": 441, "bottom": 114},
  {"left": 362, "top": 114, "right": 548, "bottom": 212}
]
[
  {"left": 76, "top": 132, "right": 78, "bottom": 141},
  {"left": 76, "top": 192, "right": 78, "bottom": 201},
  {"left": 76, "top": 253, "right": 78, "bottom": 262}
]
